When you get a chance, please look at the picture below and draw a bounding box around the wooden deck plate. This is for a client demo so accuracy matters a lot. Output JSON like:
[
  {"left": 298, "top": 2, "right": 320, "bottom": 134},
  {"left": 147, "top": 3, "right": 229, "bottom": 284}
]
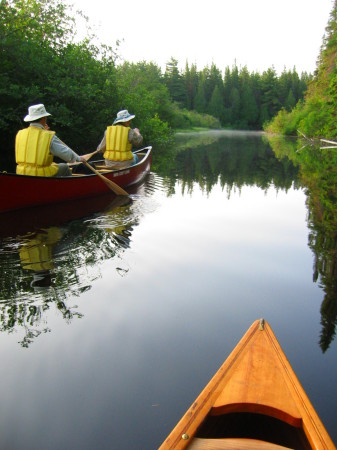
[{"left": 159, "top": 320, "right": 336, "bottom": 450}]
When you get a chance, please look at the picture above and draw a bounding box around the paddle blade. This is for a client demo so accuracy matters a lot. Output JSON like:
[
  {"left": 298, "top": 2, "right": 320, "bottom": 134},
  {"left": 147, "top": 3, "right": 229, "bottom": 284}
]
[{"left": 83, "top": 161, "right": 129, "bottom": 196}]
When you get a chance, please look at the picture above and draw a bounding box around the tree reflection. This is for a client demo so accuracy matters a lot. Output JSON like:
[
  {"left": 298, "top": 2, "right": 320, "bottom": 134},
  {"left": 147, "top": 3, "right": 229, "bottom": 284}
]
[
  {"left": 266, "top": 134, "right": 337, "bottom": 351},
  {"left": 2, "top": 131, "right": 336, "bottom": 351},
  {"left": 0, "top": 196, "right": 134, "bottom": 347},
  {"left": 158, "top": 131, "right": 336, "bottom": 351},
  {"left": 154, "top": 131, "right": 300, "bottom": 197}
]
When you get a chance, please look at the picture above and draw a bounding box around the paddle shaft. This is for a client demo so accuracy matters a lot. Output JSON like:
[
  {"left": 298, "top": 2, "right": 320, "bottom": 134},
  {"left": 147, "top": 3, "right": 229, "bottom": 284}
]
[
  {"left": 321, "top": 138, "right": 337, "bottom": 146},
  {"left": 83, "top": 147, "right": 102, "bottom": 161},
  {"left": 82, "top": 160, "right": 129, "bottom": 196}
]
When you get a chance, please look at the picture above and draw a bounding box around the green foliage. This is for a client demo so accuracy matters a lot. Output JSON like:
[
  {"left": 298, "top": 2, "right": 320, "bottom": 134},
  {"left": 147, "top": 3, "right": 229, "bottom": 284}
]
[
  {"left": 239, "top": 68, "right": 259, "bottom": 128},
  {"left": 194, "top": 82, "right": 207, "bottom": 113},
  {"left": 173, "top": 61, "right": 308, "bottom": 130},
  {"left": 184, "top": 62, "right": 198, "bottom": 110},
  {"left": 163, "top": 59, "right": 306, "bottom": 131},
  {"left": 0, "top": 0, "right": 172, "bottom": 157},
  {"left": 164, "top": 57, "right": 187, "bottom": 106},
  {"left": 208, "top": 85, "right": 225, "bottom": 119},
  {"left": 0, "top": 0, "right": 323, "bottom": 158},
  {"left": 115, "top": 61, "right": 173, "bottom": 144},
  {"left": 141, "top": 114, "right": 173, "bottom": 145},
  {"left": 265, "top": 101, "right": 306, "bottom": 135},
  {"left": 266, "top": 1, "right": 337, "bottom": 139},
  {"left": 0, "top": 0, "right": 119, "bottom": 152},
  {"left": 267, "top": 134, "right": 337, "bottom": 351},
  {"left": 169, "top": 103, "right": 221, "bottom": 130}
]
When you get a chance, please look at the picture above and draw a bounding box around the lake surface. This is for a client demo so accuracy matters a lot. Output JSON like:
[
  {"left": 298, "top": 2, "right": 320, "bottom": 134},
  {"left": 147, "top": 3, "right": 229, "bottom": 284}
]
[{"left": 0, "top": 130, "right": 336, "bottom": 449}]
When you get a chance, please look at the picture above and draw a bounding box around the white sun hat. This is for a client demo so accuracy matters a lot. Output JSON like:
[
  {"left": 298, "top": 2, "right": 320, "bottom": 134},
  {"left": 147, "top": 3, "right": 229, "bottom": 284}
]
[
  {"left": 113, "top": 109, "right": 135, "bottom": 124},
  {"left": 24, "top": 104, "right": 52, "bottom": 122}
]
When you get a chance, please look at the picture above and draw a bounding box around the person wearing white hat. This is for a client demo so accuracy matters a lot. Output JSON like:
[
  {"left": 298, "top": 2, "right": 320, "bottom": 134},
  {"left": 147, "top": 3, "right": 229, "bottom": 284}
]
[
  {"left": 96, "top": 109, "right": 143, "bottom": 168},
  {"left": 15, "top": 104, "right": 87, "bottom": 177}
]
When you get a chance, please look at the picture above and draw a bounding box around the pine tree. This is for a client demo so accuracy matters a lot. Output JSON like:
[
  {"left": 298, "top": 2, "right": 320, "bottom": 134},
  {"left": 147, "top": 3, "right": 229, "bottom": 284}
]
[
  {"left": 183, "top": 61, "right": 198, "bottom": 110},
  {"left": 239, "top": 67, "right": 259, "bottom": 128},
  {"left": 194, "top": 82, "right": 207, "bottom": 113},
  {"left": 208, "top": 85, "right": 224, "bottom": 120},
  {"left": 164, "top": 57, "right": 187, "bottom": 105},
  {"left": 260, "top": 67, "right": 281, "bottom": 124}
]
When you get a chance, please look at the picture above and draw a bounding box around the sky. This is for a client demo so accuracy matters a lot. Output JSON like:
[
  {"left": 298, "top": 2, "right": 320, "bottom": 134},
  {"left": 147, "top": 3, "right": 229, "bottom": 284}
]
[{"left": 69, "top": 0, "right": 334, "bottom": 75}]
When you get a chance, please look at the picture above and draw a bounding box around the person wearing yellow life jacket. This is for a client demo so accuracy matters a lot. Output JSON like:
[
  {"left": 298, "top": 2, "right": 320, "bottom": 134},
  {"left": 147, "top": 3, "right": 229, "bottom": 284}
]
[
  {"left": 96, "top": 109, "right": 143, "bottom": 169},
  {"left": 15, "top": 104, "right": 87, "bottom": 177}
]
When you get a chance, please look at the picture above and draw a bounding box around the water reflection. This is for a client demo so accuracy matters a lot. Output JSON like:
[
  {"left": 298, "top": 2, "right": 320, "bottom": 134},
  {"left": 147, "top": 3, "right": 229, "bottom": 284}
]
[
  {"left": 1, "top": 131, "right": 337, "bottom": 448},
  {"left": 266, "top": 134, "right": 337, "bottom": 351},
  {"left": 0, "top": 194, "right": 137, "bottom": 347},
  {"left": 1, "top": 130, "right": 336, "bottom": 352},
  {"left": 154, "top": 130, "right": 300, "bottom": 197},
  {"left": 157, "top": 130, "right": 336, "bottom": 351}
]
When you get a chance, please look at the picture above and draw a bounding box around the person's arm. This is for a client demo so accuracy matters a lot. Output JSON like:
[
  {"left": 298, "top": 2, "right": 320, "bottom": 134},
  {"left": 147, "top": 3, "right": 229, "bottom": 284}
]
[
  {"left": 128, "top": 128, "right": 143, "bottom": 147},
  {"left": 96, "top": 131, "right": 107, "bottom": 153},
  {"left": 50, "top": 135, "right": 84, "bottom": 163}
]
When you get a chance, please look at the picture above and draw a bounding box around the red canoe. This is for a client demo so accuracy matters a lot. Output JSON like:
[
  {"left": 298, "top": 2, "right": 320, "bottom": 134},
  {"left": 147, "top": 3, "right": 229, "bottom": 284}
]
[{"left": 0, "top": 146, "right": 152, "bottom": 213}]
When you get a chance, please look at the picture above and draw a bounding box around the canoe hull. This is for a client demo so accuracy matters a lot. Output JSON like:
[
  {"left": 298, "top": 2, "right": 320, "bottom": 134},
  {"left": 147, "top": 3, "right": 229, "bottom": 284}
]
[
  {"left": 160, "top": 319, "right": 336, "bottom": 450},
  {"left": 0, "top": 147, "right": 152, "bottom": 213}
]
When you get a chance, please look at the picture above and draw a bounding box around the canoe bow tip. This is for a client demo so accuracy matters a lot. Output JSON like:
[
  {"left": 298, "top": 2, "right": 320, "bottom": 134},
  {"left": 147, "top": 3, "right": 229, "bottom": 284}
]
[{"left": 160, "top": 317, "right": 336, "bottom": 450}]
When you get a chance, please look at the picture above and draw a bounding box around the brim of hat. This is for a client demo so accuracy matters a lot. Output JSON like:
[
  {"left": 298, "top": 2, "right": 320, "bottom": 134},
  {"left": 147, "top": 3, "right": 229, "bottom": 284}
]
[
  {"left": 113, "top": 115, "right": 135, "bottom": 124},
  {"left": 24, "top": 112, "right": 52, "bottom": 122}
]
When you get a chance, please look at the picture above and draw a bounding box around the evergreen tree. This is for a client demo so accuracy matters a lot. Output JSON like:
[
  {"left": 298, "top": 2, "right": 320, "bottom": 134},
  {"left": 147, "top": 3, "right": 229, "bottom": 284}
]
[
  {"left": 260, "top": 67, "right": 281, "bottom": 125},
  {"left": 278, "top": 68, "right": 293, "bottom": 106},
  {"left": 164, "top": 57, "right": 187, "bottom": 105},
  {"left": 223, "top": 66, "right": 232, "bottom": 109},
  {"left": 183, "top": 61, "right": 198, "bottom": 110},
  {"left": 285, "top": 89, "right": 296, "bottom": 111},
  {"left": 209, "top": 63, "right": 224, "bottom": 102},
  {"left": 230, "top": 87, "right": 241, "bottom": 126},
  {"left": 194, "top": 81, "right": 207, "bottom": 113},
  {"left": 208, "top": 85, "right": 224, "bottom": 121},
  {"left": 239, "top": 67, "right": 259, "bottom": 128}
]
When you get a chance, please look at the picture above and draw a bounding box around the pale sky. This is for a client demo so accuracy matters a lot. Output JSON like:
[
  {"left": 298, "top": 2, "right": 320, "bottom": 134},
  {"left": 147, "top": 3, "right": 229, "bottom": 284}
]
[{"left": 70, "top": 0, "right": 334, "bottom": 75}]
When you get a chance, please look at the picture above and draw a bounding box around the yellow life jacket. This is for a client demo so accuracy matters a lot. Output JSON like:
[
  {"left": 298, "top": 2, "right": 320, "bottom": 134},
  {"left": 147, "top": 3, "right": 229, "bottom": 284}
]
[
  {"left": 103, "top": 125, "right": 133, "bottom": 161},
  {"left": 15, "top": 127, "right": 58, "bottom": 176},
  {"left": 19, "top": 227, "right": 62, "bottom": 271}
]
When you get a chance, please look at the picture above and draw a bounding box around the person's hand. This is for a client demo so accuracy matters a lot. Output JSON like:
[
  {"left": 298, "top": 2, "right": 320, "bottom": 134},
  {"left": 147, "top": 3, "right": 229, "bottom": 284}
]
[
  {"left": 134, "top": 128, "right": 140, "bottom": 134},
  {"left": 80, "top": 148, "right": 101, "bottom": 162},
  {"left": 80, "top": 156, "right": 88, "bottom": 163}
]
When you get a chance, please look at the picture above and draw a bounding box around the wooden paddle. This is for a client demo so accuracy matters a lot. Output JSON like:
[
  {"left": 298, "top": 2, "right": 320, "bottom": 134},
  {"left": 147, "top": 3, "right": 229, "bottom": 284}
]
[
  {"left": 82, "top": 160, "right": 129, "bottom": 196},
  {"left": 81, "top": 148, "right": 102, "bottom": 161},
  {"left": 68, "top": 148, "right": 101, "bottom": 168},
  {"left": 321, "top": 138, "right": 337, "bottom": 146}
]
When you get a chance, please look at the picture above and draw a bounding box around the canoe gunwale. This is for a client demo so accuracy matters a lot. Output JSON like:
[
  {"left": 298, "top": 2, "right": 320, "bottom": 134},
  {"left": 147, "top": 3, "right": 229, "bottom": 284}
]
[
  {"left": 159, "top": 319, "right": 336, "bottom": 450},
  {"left": 0, "top": 146, "right": 152, "bottom": 213}
]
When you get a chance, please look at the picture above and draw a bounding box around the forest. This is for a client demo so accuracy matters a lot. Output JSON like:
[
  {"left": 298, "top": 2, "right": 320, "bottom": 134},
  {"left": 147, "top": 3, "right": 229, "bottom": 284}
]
[
  {"left": 266, "top": 1, "right": 337, "bottom": 138},
  {"left": 0, "top": 0, "right": 319, "bottom": 156}
]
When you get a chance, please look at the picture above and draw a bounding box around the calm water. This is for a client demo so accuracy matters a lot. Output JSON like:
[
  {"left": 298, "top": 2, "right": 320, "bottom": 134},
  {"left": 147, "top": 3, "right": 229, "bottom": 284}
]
[{"left": 0, "top": 130, "right": 336, "bottom": 449}]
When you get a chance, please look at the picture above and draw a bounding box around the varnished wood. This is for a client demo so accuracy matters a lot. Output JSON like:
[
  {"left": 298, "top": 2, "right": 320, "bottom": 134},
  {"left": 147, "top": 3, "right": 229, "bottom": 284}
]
[
  {"left": 82, "top": 160, "right": 129, "bottom": 196},
  {"left": 159, "top": 320, "right": 336, "bottom": 450},
  {"left": 188, "top": 437, "right": 293, "bottom": 450},
  {"left": 94, "top": 165, "right": 115, "bottom": 171},
  {"left": 211, "top": 321, "right": 302, "bottom": 426}
]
